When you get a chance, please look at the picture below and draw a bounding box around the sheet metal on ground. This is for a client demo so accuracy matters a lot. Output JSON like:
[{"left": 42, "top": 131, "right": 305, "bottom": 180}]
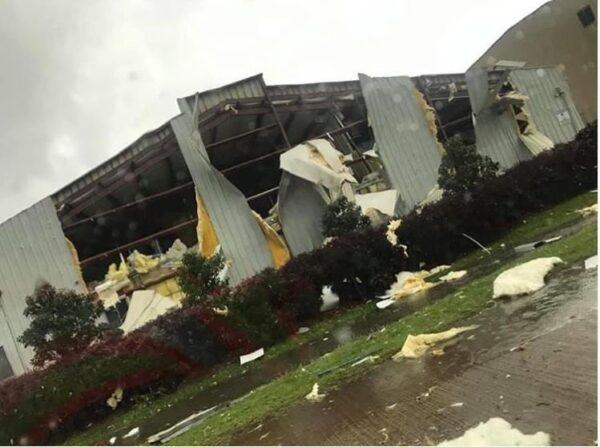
[
  {"left": 278, "top": 172, "right": 326, "bottom": 256},
  {"left": 359, "top": 74, "right": 442, "bottom": 214},
  {"left": 170, "top": 114, "right": 273, "bottom": 284},
  {"left": 0, "top": 198, "right": 85, "bottom": 375},
  {"left": 231, "top": 265, "right": 597, "bottom": 445}
]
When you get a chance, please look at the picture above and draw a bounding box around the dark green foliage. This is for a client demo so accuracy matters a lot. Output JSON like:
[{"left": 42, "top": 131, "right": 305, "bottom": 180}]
[
  {"left": 438, "top": 136, "right": 499, "bottom": 196},
  {"left": 17, "top": 284, "right": 106, "bottom": 368},
  {"left": 177, "top": 252, "right": 228, "bottom": 307},
  {"left": 321, "top": 196, "right": 371, "bottom": 238}
]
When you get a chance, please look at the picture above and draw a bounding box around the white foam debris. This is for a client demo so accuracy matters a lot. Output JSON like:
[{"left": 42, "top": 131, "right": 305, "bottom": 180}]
[
  {"left": 383, "top": 271, "right": 434, "bottom": 301},
  {"left": 450, "top": 402, "right": 464, "bottom": 408},
  {"left": 305, "top": 383, "right": 326, "bottom": 402},
  {"left": 123, "top": 427, "right": 140, "bottom": 439},
  {"left": 393, "top": 326, "right": 478, "bottom": 360},
  {"left": 386, "top": 219, "right": 402, "bottom": 246},
  {"left": 240, "top": 348, "right": 264, "bottom": 365},
  {"left": 577, "top": 204, "right": 598, "bottom": 217},
  {"left": 437, "top": 417, "right": 550, "bottom": 446},
  {"left": 585, "top": 255, "right": 598, "bottom": 270},
  {"left": 351, "top": 355, "right": 379, "bottom": 367},
  {"left": 493, "top": 257, "right": 563, "bottom": 299},
  {"left": 376, "top": 298, "right": 395, "bottom": 309},
  {"left": 320, "top": 285, "right": 340, "bottom": 312},
  {"left": 440, "top": 270, "right": 467, "bottom": 282},
  {"left": 298, "top": 327, "right": 310, "bottom": 334},
  {"left": 108, "top": 437, "right": 116, "bottom": 445}
]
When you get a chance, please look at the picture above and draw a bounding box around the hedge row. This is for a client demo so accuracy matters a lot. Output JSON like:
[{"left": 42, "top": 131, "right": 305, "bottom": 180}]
[{"left": 0, "top": 123, "right": 596, "bottom": 445}]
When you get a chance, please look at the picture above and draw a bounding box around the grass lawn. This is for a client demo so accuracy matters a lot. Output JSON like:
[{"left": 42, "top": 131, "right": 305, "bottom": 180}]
[
  {"left": 64, "top": 191, "right": 597, "bottom": 446},
  {"left": 170, "top": 213, "right": 597, "bottom": 444}
]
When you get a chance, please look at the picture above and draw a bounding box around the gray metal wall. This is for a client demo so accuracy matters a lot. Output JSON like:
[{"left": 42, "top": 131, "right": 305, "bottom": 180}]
[
  {"left": 509, "top": 67, "right": 585, "bottom": 143},
  {"left": 358, "top": 74, "right": 442, "bottom": 214},
  {"left": 278, "top": 173, "right": 326, "bottom": 256},
  {"left": 170, "top": 114, "right": 274, "bottom": 284},
  {"left": 0, "top": 198, "right": 85, "bottom": 376}
]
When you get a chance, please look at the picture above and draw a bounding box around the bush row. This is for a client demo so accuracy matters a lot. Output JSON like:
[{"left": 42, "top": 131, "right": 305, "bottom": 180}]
[{"left": 1, "top": 123, "right": 596, "bottom": 444}]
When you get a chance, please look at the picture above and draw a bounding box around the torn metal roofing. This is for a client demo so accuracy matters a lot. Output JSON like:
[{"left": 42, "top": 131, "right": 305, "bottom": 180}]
[
  {"left": 0, "top": 198, "right": 85, "bottom": 375},
  {"left": 358, "top": 74, "right": 442, "bottom": 214},
  {"left": 170, "top": 113, "right": 274, "bottom": 284}
]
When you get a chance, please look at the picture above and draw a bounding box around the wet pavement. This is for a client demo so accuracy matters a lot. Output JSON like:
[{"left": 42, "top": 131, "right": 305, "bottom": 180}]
[
  {"left": 96, "top": 218, "right": 596, "bottom": 445},
  {"left": 231, "top": 264, "right": 598, "bottom": 446}
]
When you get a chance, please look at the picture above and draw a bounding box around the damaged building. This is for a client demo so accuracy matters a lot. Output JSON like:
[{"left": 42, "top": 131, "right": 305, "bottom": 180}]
[{"left": 0, "top": 63, "right": 585, "bottom": 379}]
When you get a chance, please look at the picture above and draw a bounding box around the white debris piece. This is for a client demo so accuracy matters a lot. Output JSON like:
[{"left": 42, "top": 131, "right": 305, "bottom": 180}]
[
  {"left": 165, "top": 238, "right": 188, "bottom": 263},
  {"left": 440, "top": 270, "right": 467, "bottom": 282},
  {"left": 577, "top": 204, "right": 598, "bottom": 217},
  {"left": 351, "top": 355, "right": 379, "bottom": 367},
  {"left": 386, "top": 219, "right": 402, "bottom": 246},
  {"left": 393, "top": 326, "right": 478, "bottom": 360},
  {"left": 298, "top": 327, "right": 310, "bottom": 334},
  {"left": 108, "top": 436, "right": 116, "bottom": 445},
  {"left": 427, "top": 265, "right": 451, "bottom": 276},
  {"left": 106, "top": 387, "right": 123, "bottom": 410},
  {"left": 120, "top": 290, "right": 181, "bottom": 334},
  {"left": 383, "top": 271, "right": 434, "bottom": 301},
  {"left": 376, "top": 298, "right": 395, "bottom": 309},
  {"left": 355, "top": 190, "right": 398, "bottom": 217},
  {"left": 493, "top": 257, "right": 563, "bottom": 299},
  {"left": 240, "top": 348, "right": 264, "bottom": 365},
  {"left": 305, "top": 383, "right": 326, "bottom": 402},
  {"left": 123, "top": 427, "right": 140, "bottom": 439},
  {"left": 437, "top": 417, "right": 550, "bottom": 446},
  {"left": 450, "top": 402, "right": 464, "bottom": 408},
  {"left": 585, "top": 255, "right": 598, "bottom": 270},
  {"left": 320, "top": 286, "right": 340, "bottom": 312}
]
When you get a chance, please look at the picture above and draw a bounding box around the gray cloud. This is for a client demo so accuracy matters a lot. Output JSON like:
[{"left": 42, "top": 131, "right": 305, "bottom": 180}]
[{"left": 0, "top": 0, "right": 547, "bottom": 222}]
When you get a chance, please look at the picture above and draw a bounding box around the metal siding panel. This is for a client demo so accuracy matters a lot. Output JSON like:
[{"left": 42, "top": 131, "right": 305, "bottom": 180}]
[
  {"left": 359, "top": 74, "right": 442, "bottom": 214},
  {"left": 0, "top": 198, "right": 84, "bottom": 375},
  {"left": 170, "top": 114, "right": 273, "bottom": 284},
  {"left": 278, "top": 173, "right": 326, "bottom": 256},
  {"left": 509, "top": 68, "right": 585, "bottom": 144}
]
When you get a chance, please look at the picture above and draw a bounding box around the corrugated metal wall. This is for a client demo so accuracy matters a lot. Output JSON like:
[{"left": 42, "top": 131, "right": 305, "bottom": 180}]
[
  {"left": 170, "top": 114, "right": 274, "bottom": 284},
  {"left": 509, "top": 67, "right": 585, "bottom": 143},
  {"left": 0, "top": 198, "right": 85, "bottom": 376},
  {"left": 278, "top": 173, "right": 326, "bottom": 256},
  {"left": 358, "top": 74, "right": 442, "bottom": 214}
]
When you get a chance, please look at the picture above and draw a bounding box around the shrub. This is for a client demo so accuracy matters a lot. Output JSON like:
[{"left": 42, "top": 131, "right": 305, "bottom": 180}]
[
  {"left": 17, "top": 284, "right": 107, "bottom": 368},
  {"left": 321, "top": 196, "right": 371, "bottom": 238},
  {"left": 177, "top": 252, "right": 227, "bottom": 306},
  {"left": 438, "top": 135, "right": 499, "bottom": 196}
]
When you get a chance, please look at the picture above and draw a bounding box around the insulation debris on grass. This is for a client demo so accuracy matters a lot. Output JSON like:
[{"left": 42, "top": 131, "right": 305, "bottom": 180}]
[
  {"left": 351, "top": 355, "right": 379, "bottom": 367},
  {"left": 492, "top": 257, "right": 563, "bottom": 299},
  {"left": 437, "top": 417, "right": 550, "bottom": 446},
  {"left": 584, "top": 255, "right": 598, "bottom": 269},
  {"left": 297, "top": 327, "right": 310, "bottom": 334},
  {"left": 439, "top": 270, "right": 467, "bottom": 282},
  {"left": 376, "top": 298, "right": 395, "bottom": 309},
  {"left": 240, "top": 348, "right": 264, "bottom": 365},
  {"left": 386, "top": 219, "right": 402, "bottom": 246},
  {"left": 123, "top": 427, "right": 140, "bottom": 439},
  {"left": 577, "top": 203, "right": 598, "bottom": 217},
  {"left": 393, "top": 326, "right": 479, "bottom": 360},
  {"left": 106, "top": 387, "right": 123, "bottom": 410},
  {"left": 514, "top": 236, "right": 562, "bottom": 253},
  {"left": 305, "top": 383, "right": 326, "bottom": 402},
  {"left": 382, "top": 271, "right": 435, "bottom": 301}
]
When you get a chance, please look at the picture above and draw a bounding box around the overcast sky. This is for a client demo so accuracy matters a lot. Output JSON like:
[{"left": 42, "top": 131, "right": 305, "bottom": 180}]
[{"left": 0, "top": 0, "right": 548, "bottom": 223}]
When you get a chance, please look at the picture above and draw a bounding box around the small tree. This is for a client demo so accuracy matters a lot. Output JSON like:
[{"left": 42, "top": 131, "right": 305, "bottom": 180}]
[
  {"left": 438, "top": 136, "right": 499, "bottom": 196},
  {"left": 18, "top": 283, "right": 106, "bottom": 367},
  {"left": 177, "top": 252, "right": 228, "bottom": 307},
  {"left": 322, "top": 196, "right": 371, "bottom": 238}
]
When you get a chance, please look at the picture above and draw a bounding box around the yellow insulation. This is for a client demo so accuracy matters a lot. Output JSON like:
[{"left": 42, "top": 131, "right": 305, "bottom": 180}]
[
  {"left": 65, "top": 238, "right": 87, "bottom": 289},
  {"left": 414, "top": 89, "right": 445, "bottom": 155},
  {"left": 252, "top": 211, "right": 291, "bottom": 269},
  {"left": 196, "top": 193, "right": 219, "bottom": 258},
  {"left": 148, "top": 278, "right": 184, "bottom": 303}
]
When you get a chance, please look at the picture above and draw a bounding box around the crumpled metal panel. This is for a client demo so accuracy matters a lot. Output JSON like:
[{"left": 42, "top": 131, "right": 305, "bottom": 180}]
[
  {"left": 0, "top": 198, "right": 85, "bottom": 376},
  {"left": 359, "top": 74, "right": 442, "bottom": 214},
  {"left": 508, "top": 67, "right": 585, "bottom": 144},
  {"left": 278, "top": 172, "right": 326, "bottom": 256},
  {"left": 170, "top": 114, "right": 273, "bottom": 284}
]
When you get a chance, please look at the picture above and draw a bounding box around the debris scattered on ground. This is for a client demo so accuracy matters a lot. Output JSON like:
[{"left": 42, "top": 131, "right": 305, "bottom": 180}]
[
  {"left": 514, "top": 236, "right": 562, "bottom": 253},
  {"left": 106, "top": 387, "right": 123, "bottom": 410},
  {"left": 376, "top": 298, "right": 395, "bottom": 309},
  {"left": 439, "top": 270, "right": 467, "bottom": 282},
  {"left": 426, "top": 265, "right": 451, "bottom": 276},
  {"left": 493, "top": 257, "right": 563, "bottom": 298},
  {"left": 351, "top": 355, "right": 379, "bottom": 367},
  {"left": 461, "top": 232, "right": 492, "bottom": 254},
  {"left": 437, "top": 417, "right": 550, "bottom": 446},
  {"left": 297, "top": 327, "right": 310, "bottom": 334},
  {"left": 320, "top": 285, "right": 340, "bottom": 312},
  {"left": 146, "top": 405, "right": 218, "bottom": 444},
  {"left": 240, "top": 348, "right": 264, "bottom": 365},
  {"left": 584, "top": 255, "right": 598, "bottom": 270},
  {"left": 382, "top": 271, "right": 435, "bottom": 301},
  {"left": 393, "top": 326, "right": 478, "bottom": 359},
  {"left": 577, "top": 204, "right": 598, "bottom": 217},
  {"left": 510, "top": 345, "right": 525, "bottom": 352},
  {"left": 123, "top": 427, "right": 140, "bottom": 439},
  {"left": 108, "top": 437, "right": 116, "bottom": 445},
  {"left": 450, "top": 402, "right": 464, "bottom": 408},
  {"left": 259, "top": 432, "right": 270, "bottom": 440},
  {"left": 379, "top": 428, "right": 389, "bottom": 443},
  {"left": 305, "top": 383, "right": 326, "bottom": 402},
  {"left": 385, "top": 403, "right": 398, "bottom": 410},
  {"left": 212, "top": 305, "right": 228, "bottom": 316}
]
